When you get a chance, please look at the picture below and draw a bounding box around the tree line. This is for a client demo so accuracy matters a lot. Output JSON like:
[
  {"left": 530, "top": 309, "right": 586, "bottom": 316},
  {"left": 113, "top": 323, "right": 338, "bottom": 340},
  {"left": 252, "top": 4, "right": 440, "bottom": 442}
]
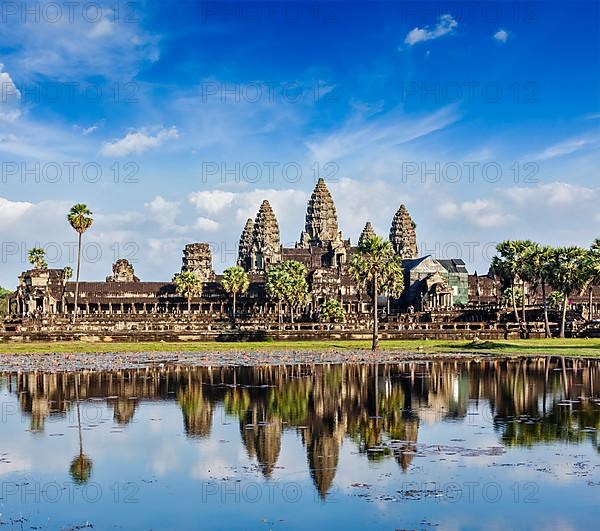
[{"left": 492, "top": 239, "right": 600, "bottom": 338}]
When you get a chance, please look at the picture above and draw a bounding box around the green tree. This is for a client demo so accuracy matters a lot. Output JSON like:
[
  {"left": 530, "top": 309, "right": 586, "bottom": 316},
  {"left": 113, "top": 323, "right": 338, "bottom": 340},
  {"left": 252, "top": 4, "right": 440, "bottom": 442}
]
[
  {"left": 27, "top": 248, "right": 47, "bottom": 270},
  {"left": 502, "top": 287, "right": 523, "bottom": 308},
  {"left": 349, "top": 235, "right": 404, "bottom": 351},
  {"left": 173, "top": 271, "right": 203, "bottom": 314},
  {"left": 549, "top": 246, "right": 589, "bottom": 338},
  {"left": 584, "top": 238, "right": 600, "bottom": 320},
  {"left": 265, "top": 265, "right": 287, "bottom": 323},
  {"left": 0, "top": 287, "right": 11, "bottom": 318},
  {"left": 221, "top": 266, "right": 250, "bottom": 319},
  {"left": 62, "top": 266, "right": 73, "bottom": 315},
  {"left": 493, "top": 240, "right": 528, "bottom": 326},
  {"left": 63, "top": 266, "right": 73, "bottom": 280},
  {"left": 281, "top": 260, "right": 309, "bottom": 323},
  {"left": 548, "top": 291, "right": 564, "bottom": 310},
  {"left": 521, "top": 242, "right": 554, "bottom": 338},
  {"left": 67, "top": 204, "right": 93, "bottom": 320},
  {"left": 319, "top": 299, "right": 346, "bottom": 324}
]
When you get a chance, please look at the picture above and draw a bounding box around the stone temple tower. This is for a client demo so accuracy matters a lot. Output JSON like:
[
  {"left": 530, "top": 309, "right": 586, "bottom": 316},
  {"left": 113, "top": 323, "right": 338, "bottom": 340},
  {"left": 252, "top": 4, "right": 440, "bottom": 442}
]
[
  {"left": 358, "top": 221, "right": 376, "bottom": 246},
  {"left": 181, "top": 243, "right": 214, "bottom": 281},
  {"left": 299, "top": 178, "right": 341, "bottom": 247},
  {"left": 250, "top": 200, "right": 281, "bottom": 272},
  {"left": 389, "top": 205, "right": 418, "bottom": 259},
  {"left": 237, "top": 218, "right": 254, "bottom": 271}
]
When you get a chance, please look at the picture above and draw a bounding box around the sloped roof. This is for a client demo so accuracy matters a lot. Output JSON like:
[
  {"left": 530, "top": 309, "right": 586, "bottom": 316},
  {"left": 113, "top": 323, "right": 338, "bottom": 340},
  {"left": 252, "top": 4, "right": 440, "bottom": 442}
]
[{"left": 438, "top": 259, "right": 468, "bottom": 274}]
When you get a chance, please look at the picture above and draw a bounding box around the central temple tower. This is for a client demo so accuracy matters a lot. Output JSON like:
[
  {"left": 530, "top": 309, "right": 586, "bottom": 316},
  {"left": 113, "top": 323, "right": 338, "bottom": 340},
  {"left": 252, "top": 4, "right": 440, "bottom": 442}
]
[{"left": 298, "top": 178, "right": 341, "bottom": 248}]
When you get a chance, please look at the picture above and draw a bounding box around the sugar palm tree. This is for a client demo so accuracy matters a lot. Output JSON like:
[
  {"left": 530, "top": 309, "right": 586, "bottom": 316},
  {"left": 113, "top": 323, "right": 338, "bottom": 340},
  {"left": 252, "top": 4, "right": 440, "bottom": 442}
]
[
  {"left": 549, "top": 246, "right": 589, "bottom": 338},
  {"left": 514, "top": 240, "right": 535, "bottom": 330},
  {"left": 221, "top": 266, "right": 250, "bottom": 319},
  {"left": 173, "top": 271, "right": 203, "bottom": 314},
  {"left": 281, "top": 260, "right": 309, "bottom": 323},
  {"left": 67, "top": 204, "right": 93, "bottom": 320},
  {"left": 265, "top": 265, "right": 288, "bottom": 323},
  {"left": 584, "top": 238, "right": 600, "bottom": 320},
  {"left": 521, "top": 241, "right": 553, "bottom": 337},
  {"left": 62, "top": 266, "right": 73, "bottom": 315},
  {"left": 537, "top": 245, "right": 555, "bottom": 338},
  {"left": 492, "top": 241, "right": 522, "bottom": 326},
  {"left": 27, "top": 248, "right": 47, "bottom": 270},
  {"left": 349, "top": 235, "right": 403, "bottom": 351}
]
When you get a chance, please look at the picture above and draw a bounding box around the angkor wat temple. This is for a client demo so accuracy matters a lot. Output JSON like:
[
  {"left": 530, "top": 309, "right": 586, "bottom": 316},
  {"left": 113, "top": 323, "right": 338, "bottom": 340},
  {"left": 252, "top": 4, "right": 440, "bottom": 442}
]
[
  {"left": 5, "top": 178, "right": 598, "bottom": 338},
  {"left": 9, "top": 179, "right": 472, "bottom": 318}
]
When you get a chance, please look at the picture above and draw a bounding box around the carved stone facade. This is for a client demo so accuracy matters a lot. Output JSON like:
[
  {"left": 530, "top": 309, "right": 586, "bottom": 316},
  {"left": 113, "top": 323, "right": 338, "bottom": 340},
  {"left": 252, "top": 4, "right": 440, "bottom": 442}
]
[
  {"left": 390, "top": 205, "right": 418, "bottom": 259},
  {"left": 10, "top": 177, "right": 513, "bottom": 321},
  {"left": 181, "top": 243, "right": 214, "bottom": 282},
  {"left": 237, "top": 218, "right": 254, "bottom": 271},
  {"left": 358, "top": 222, "right": 376, "bottom": 246},
  {"left": 249, "top": 200, "right": 282, "bottom": 273},
  {"left": 106, "top": 259, "right": 139, "bottom": 283},
  {"left": 299, "top": 178, "right": 341, "bottom": 247}
]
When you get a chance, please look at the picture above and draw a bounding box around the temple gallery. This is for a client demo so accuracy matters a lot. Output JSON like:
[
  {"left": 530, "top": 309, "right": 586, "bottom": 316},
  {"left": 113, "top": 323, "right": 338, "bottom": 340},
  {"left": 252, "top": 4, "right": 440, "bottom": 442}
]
[{"left": 6, "top": 179, "right": 597, "bottom": 339}]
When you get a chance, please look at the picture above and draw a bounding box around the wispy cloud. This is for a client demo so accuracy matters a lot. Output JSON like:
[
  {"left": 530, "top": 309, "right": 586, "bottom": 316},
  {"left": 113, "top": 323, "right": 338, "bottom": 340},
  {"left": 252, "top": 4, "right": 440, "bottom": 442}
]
[
  {"left": 404, "top": 14, "right": 458, "bottom": 46},
  {"left": 530, "top": 134, "right": 600, "bottom": 160},
  {"left": 101, "top": 126, "right": 179, "bottom": 157},
  {"left": 305, "top": 106, "right": 459, "bottom": 163}
]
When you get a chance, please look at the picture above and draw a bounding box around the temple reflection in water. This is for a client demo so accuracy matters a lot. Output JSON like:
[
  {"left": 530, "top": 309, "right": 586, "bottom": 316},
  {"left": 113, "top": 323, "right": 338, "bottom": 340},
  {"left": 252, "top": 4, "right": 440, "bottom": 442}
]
[{"left": 4, "top": 358, "right": 600, "bottom": 498}]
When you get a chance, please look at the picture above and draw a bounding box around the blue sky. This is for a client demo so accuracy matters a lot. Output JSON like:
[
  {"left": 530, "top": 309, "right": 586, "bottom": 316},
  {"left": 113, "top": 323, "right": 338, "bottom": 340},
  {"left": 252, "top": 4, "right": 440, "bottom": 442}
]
[{"left": 0, "top": 0, "right": 599, "bottom": 286}]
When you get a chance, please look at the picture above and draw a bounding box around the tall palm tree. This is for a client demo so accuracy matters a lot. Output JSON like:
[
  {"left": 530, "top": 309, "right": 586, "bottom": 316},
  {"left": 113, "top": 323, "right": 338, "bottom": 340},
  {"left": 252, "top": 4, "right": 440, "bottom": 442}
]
[
  {"left": 584, "top": 238, "right": 600, "bottom": 320},
  {"left": 221, "top": 266, "right": 250, "bottom": 319},
  {"left": 537, "top": 245, "right": 555, "bottom": 338},
  {"left": 492, "top": 241, "right": 522, "bottom": 326},
  {"left": 265, "top": 265, "right": 288, "bottom": 323},
  {"left": 62, "top": 266, "right": 73, "bottom": 315},
  {"left": 173, "top": 271, "right": 203, "bottom": 314},
  {"left": 27, "top": 248, "right": 47, "bottom": 269},
  {"left": 349, "top": 235, "right": 403, "bottom": 351},
  {"left": 549, "top": 246, "right": 589, "bottom": 338},
  {"left": 492, "top": 240, "right": 532, "bottom": 326},
  {"left": 281, "top": 260, "right": 309, "bottom": 323},
  {"left": 67, "top": 204, "right": 93, "bottom": 320},
  {"left": 521, "top": 241, "right": 553, "bottom": 337},
  {"left": 514, "top": 240, "right": 535, "bottom": 330}
]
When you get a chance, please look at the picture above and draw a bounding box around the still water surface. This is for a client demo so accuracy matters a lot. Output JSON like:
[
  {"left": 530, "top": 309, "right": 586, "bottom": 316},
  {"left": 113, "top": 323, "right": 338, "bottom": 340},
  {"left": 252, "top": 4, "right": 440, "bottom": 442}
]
[{"left": 1, "top": 357, "right": 599, "bottom": 530}]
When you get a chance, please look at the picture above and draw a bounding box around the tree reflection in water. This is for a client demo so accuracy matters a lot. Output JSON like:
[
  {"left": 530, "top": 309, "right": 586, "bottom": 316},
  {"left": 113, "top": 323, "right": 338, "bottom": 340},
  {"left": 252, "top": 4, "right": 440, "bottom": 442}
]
[{"left": 5, "top": 357, "right": 600, "bottom": 496}]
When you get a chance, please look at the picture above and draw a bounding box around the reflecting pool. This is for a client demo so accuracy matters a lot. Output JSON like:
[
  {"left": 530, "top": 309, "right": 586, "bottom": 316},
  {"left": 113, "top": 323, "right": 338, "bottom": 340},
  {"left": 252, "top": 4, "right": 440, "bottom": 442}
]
[{"left": 1, "top": 357, "right": 599, "bottom": 529}]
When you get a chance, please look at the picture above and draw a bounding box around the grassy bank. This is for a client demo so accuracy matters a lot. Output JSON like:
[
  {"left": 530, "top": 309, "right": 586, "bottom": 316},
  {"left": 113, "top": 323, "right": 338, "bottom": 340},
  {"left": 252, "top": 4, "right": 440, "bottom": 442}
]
[{"left": 0, "top": 338, "right": 599, "bottom": 356}]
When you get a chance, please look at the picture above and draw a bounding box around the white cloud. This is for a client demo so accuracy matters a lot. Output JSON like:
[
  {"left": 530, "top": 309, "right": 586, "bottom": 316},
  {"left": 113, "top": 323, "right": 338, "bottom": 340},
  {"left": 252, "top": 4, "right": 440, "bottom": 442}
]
[
  {"left": 531, "top": 134, "right": 600, "bottom": 160},
  {"left": 188, "top": 190, "right": 237, "bottom": 215},
  {"left": 0, "top": 64, "right": 22, "bottom": 122},
  {"left": 194, "top": 217, "right": 220, "bottom": 232},
  {"left": 502, "top": 182, "right": 598, "bottom": 206},
  {"left": 305, "top": 106, "right": 458, "bottom": 163},
  {"left": 493, "top": 29, "right": 509, "bottom": 43},
  {"left": 404, "top": 14, "right": 458, "bottom": 46},
  {"left": 438, "top": 199, "right": 513, "bottom": 228},
  {"left": 2, "top": 11, "right": 159, "bottom": 81},
  {"left": 89, "top": 16, "right": 115, "bottom": 38},
  {"left": 144, "top": 195, "right": 187, "bottom": 234},
  {"left": 0, "top": 197, "right": 34, "bottom": 225},
  {"left": 101, "top": 127, "right": 179, "bottom": 157}
]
